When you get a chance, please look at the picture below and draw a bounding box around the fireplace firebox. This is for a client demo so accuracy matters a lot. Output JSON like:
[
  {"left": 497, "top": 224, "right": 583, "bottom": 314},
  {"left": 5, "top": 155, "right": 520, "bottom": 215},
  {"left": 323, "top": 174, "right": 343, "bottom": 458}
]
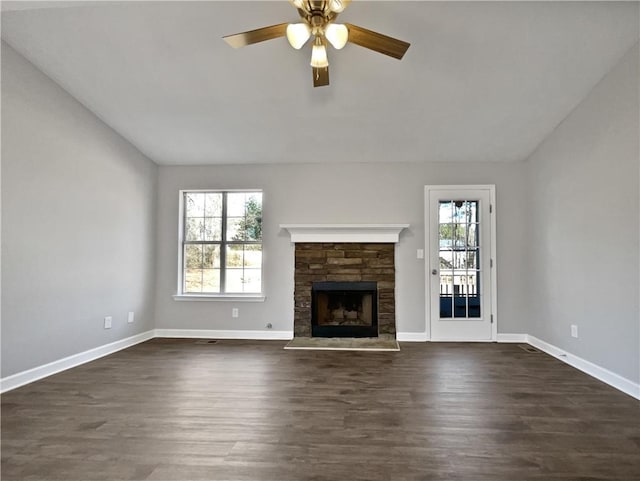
[{"left": 311, "top": 281, "right": 378, "bottom": 338}]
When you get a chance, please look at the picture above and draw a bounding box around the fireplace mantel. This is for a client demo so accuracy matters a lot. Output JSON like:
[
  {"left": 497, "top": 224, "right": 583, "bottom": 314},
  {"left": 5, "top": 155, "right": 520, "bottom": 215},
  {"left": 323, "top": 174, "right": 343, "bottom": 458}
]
[{"left": 280, "top": 224, "right": 409, "bottom": 243}]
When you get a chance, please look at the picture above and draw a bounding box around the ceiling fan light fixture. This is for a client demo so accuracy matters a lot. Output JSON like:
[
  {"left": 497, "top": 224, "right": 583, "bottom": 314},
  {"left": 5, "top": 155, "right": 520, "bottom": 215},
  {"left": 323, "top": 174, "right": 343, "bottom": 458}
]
[
  {"left": 310, "top": 39, "right": 329, "bottom": 68},
  {"left": 325, "top": 23, "right": 348, "bottom": 49},
  {"left": 286, "top": 23, "right": 311, "bottom": 49},
  {"left": 328, "top": 0, "right": 350, "bottom": 13},
  {"left": 289, "top": 0, "right": 305, "bottom": 9}
]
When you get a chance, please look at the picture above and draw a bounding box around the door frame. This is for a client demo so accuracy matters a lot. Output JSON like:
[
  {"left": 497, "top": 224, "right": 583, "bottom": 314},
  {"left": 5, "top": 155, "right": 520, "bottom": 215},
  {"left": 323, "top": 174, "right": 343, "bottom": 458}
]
[{"left": 424, "top": 185, "right": 498, "bottom": 341}]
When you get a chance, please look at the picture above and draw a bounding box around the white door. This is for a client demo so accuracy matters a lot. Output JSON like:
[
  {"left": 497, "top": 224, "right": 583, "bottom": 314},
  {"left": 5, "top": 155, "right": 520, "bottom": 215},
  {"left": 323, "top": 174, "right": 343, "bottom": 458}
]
[{"left": 425, "top": 186, "right": 496, "bottom": 341}]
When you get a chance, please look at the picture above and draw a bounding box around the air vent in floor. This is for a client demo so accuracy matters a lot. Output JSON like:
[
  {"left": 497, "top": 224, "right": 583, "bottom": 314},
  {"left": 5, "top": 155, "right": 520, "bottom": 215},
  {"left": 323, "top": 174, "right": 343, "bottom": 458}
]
[
  {"left": 194, "top": 339, "right": 218, "bottom": 344},
  {"left": 518, "top": 344, "right": 540, "bottom": 353}
]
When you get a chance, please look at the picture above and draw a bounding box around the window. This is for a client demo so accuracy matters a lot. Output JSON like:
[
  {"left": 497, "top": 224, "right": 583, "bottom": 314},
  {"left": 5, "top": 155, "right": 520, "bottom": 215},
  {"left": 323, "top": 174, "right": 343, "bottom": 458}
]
[
  {"left": 179, "top": 191, "right": 262, "bottom": 295},
  {"left": 438, "top": 200, "right": 481, "bottom": 318}
]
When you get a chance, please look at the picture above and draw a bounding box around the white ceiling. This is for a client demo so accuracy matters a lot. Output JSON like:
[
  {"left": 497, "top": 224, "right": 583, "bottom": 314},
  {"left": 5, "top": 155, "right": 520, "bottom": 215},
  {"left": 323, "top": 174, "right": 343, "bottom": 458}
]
[{"left": 2, "top": 1, "right": 638, "bottom": 165}]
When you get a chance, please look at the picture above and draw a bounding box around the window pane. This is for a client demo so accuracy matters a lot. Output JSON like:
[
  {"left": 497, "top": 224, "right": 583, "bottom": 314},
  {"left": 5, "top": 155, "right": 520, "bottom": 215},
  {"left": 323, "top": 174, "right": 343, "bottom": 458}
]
[
  {"left": 242, "top": 269, "right": 261, "bottom": 293},
  {"left": 227, "top": 193, "right": 246, "bottom": 217},
  {"left": 184, "top": 269, "right": 203, "bottom": 293},
  {"left": 439, "top": 201, "right": 453, "bottom": 223},
  {"left": 466, "top": 271, "right": 479, "bottom": 296},
  {"left": 202, "top": 269, "right": 220, "bottom": 293},
  {"left": 465, "top": 250, "right": 479, "bottom": 270},
  {"left": 226, "top": 245, "right": 244, "bottom": 268},
  {"left": 225, "top": 268, "right": 244, "bottom": 293},
  {"left": 439, "top": 224, "right": 454, "bottom": 249},
  {"left": 454, "top": 224, "right": 467, "bottom": 248},
  {"left": 244, "top": 194, "right": 262, "bottom": 241},
  {"left": 185, "top": 218, "right": 205, "bottom": 241},
  {"left": 453, "top": 275, "right": 466, "bottom": 318},
  {"left": 452, "top": 251, "right": 474, "bottom": 269},
  {"left": 226, "top": 193, "right": 262, "bottom": 241},
  {"left": 203, "top": 245, "right": 220, "bottom": 268},
  {"left": 185, "top": 193, "right": 205, "bottom": 217},
  {"left": 469, "top": 295, "right": 481, "bottom": 318},
  {"left": 244, "top": 244, "right": 262, "bottom": 268},
  {"left": 204, "top": 193, "right": 222, "bottom": 217},
  {"left": 185, "top": 245, "right": 202, "bottom": 268},
  {"left": 225, "top": 268, "right": 261, "bottom": 293},
  {"left": 465, "top": 201, "right": 478, "bottom": 223},
  {"left": 204, "top": 217, "right": 222, "bottom": 241},
  {"left": 439, "top": 274, "right": 453, "bottom": 318},
  {"left": 453, "top": 200, "right": 468, "bottom": 223},
  {"left": 467, "top": 224, "right": 479, "bottom": 247},
  {"left": 439, "top": 251, "right": 453, "bottom": 269},
  {"left": 226, "top": 217, "right": 244, "bottom": 241},
  {"left": 226, "top": 218, "right": 262, "bottom": 242}
]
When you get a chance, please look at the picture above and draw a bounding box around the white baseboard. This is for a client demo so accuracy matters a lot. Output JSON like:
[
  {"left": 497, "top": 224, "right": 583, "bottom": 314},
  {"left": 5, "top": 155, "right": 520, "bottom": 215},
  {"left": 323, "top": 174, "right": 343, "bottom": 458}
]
[
  {"left": 4, "top": 329, "right": 637, "bottom": 401},
  {"left": 526, "top": 335, "right": 640, "bottom": 400},
  {"left": 399, "top": 332, "right": 527, "bottom": 343},
  {"left": 0, "top": 330, "right": 155, "bottom": 393},
  {"left": 153, "top": 329, "right": 293, "bottom": 341},
  {"left": 496, "top": 333, "right": 528, "bottom": 343},
  {"left": 396, "top": 331, "right": 428, "bottom": 342}
]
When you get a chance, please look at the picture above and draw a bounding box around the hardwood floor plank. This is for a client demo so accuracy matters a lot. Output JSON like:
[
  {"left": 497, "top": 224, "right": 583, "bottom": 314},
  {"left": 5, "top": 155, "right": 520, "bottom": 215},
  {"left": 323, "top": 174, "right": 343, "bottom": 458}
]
[{"left": 2, "top": 340, "right": 639, "bottom": 480}]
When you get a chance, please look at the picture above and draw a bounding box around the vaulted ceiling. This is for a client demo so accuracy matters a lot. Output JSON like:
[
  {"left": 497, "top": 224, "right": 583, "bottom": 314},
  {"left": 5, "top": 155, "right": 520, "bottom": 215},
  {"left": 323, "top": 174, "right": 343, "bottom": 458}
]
[{"left": 2, "top": 1, "right": 638, "bottom": 165}]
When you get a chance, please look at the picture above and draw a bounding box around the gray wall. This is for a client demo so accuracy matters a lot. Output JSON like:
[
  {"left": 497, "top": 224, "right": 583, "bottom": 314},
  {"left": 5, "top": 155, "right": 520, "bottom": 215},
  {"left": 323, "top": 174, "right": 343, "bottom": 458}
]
[
  {"left": 1, "top": 43, "right": 158, "bottom": 377},
  {"left": 525, "top": 44, "right": 640, "bottom": 383},
  {"left": 4, "top": 34, "right": 637, "bottom": 390},
  {"left": 155, "top": 162, "right": 528, "bottom": 335}
]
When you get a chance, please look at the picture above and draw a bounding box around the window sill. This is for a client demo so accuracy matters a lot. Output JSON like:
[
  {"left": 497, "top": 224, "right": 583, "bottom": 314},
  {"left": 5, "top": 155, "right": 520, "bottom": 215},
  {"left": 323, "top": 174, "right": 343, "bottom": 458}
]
[{"left": 173, "top": 294, "right": 266, "bottom": 302}]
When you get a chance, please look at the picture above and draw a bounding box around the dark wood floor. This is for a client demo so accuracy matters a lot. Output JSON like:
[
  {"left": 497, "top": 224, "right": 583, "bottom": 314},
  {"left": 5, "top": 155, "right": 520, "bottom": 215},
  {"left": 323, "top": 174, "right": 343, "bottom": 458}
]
[{"left": 2, "top": 340, "right": 639, "bottom": 480}]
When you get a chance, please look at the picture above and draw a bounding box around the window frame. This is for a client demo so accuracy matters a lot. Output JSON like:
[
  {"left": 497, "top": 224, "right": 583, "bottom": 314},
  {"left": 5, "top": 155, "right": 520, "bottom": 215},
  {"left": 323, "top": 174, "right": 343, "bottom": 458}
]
[{"left": 175, "top": 189, "right": 265, "bottom": 301}]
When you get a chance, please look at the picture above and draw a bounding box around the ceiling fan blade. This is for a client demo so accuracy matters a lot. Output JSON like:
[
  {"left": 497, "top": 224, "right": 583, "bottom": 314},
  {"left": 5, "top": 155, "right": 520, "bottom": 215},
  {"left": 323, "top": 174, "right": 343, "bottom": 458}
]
[
  {"left": 344, "top": 23, "right": 410, "bottom": 60},
  {"left": 312, "top": 66, "right": 330, "bottom": 87},
  {"left": 223, "top": 23, "right": 288, "bottom": 48}
]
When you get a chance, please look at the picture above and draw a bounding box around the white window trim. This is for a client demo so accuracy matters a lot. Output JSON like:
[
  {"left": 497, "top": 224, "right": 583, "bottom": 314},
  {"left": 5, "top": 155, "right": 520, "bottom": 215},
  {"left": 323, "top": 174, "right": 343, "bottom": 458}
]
[
  {"left": 173, "top": 294, "right": 266, "bottom": 302},
  {"left": 176, "top": 189, "right": 264, "bottom": 300}
]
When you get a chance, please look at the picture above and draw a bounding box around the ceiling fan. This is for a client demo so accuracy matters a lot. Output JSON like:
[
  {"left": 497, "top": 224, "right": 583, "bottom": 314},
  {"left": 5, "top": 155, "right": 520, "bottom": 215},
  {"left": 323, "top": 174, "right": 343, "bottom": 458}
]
[{"left": 223, "top": 0, "right": 410, "bottom": 87}]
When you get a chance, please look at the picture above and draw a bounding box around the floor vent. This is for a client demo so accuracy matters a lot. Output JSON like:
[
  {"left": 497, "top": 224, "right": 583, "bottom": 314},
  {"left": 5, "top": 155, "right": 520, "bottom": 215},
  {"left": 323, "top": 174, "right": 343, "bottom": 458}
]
[
  {"left": 518, "top": 344, "right": 540, "bottom": 353},
  {"left": 194, "top": 339, "right": 218, "bottom": 344}
]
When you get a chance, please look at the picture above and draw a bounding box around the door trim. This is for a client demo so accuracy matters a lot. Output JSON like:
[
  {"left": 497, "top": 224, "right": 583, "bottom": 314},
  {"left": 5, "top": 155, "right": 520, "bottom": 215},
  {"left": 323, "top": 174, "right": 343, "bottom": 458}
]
[{"left": 424, "top": 185, "right": 497, "bottom": 341}]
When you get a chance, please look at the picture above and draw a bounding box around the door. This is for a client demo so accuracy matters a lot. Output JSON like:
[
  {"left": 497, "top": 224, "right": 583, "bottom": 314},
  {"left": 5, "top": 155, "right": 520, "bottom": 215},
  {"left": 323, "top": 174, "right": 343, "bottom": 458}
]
[{"left": 425, "top": 186, "right": 496, "bottom": 341}]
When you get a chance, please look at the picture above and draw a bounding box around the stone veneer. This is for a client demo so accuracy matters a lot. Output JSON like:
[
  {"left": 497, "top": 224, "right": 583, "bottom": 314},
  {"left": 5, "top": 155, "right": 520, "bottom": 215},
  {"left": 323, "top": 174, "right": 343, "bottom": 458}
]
[{"left": 294, "top": 243, "right": 396, "bottom": 339}]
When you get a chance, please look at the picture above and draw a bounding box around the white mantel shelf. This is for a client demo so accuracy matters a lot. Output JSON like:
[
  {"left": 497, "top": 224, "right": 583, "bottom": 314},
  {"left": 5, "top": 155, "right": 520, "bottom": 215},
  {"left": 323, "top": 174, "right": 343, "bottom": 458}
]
[{"left": 280, "top": 224, "right": 409, "bottom": 243}]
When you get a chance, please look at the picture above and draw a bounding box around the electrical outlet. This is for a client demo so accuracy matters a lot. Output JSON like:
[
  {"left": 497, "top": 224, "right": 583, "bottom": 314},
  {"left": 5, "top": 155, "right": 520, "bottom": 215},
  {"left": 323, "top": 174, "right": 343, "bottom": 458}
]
[
  {"left": 232, "top": 308, "right": 239, "bottom": 318},
  {"left": 104, "top": 316, "right": 112, "bottom": 329},
  {"left": 127, "top": 311, "right": 135, "bottom": 323},
  {"left": 571, "top": 324, "right": 578, "bottom": 338},
  {"left": 417, "top": 249, "right": 424, "bottom": 259}
]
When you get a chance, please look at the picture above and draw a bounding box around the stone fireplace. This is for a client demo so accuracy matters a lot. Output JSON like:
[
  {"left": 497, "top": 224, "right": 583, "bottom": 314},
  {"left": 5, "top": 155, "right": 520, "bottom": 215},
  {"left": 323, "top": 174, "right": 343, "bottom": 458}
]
[{"left": 281, "top": 225, "right": 408, "bottom": 341}]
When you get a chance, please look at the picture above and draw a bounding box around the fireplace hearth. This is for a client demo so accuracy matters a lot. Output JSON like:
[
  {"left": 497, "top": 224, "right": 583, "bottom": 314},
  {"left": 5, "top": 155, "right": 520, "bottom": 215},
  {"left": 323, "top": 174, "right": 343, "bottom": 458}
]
[{"left": 312, "top": 281, "right": 378, "bottom": 338}]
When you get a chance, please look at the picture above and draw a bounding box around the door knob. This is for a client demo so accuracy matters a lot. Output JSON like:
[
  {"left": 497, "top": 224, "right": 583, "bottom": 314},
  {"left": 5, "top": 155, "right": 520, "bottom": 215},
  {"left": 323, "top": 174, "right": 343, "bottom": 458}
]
[{"left": 431, "top": 269, "right": 438, "bottom": 275}]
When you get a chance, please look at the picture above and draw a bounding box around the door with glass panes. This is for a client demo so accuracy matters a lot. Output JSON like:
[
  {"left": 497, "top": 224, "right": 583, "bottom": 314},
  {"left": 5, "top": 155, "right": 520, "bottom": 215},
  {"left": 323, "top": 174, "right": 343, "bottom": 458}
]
[{"left": 426, "top": 186, "right": 495, "bottom": 341}]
